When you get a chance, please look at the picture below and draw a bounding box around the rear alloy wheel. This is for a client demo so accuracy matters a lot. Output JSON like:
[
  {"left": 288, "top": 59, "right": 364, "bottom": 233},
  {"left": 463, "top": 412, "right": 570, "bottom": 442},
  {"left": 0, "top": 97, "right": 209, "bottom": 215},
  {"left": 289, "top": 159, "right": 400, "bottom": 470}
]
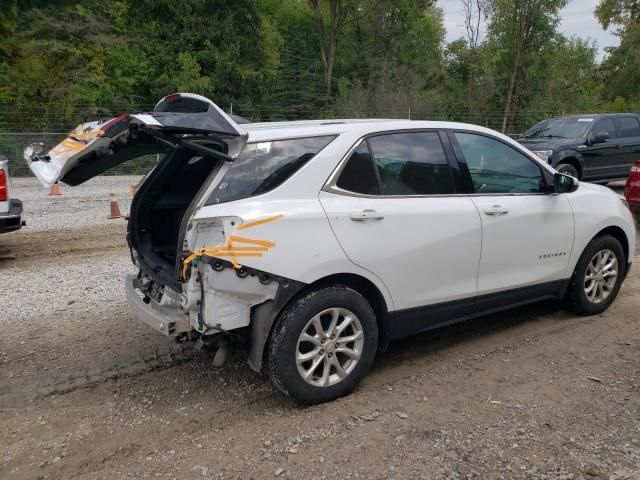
[
  {"left": 295, "top": 307, "right": 365, "bottom": 388},
  {"left": 268, "top": 286, "right": 378, "bottom": 404},
  {"left": 556, "top": 162, "right": 580, "bottom": 179},
  {"left": 564, "top": 235, "right": 625, "bottom": 314}
]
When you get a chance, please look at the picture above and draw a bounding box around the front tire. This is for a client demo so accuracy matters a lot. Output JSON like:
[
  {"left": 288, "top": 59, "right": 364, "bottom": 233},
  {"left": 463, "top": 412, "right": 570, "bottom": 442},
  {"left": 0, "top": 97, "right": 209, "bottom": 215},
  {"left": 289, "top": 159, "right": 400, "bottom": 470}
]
[
  {"left": 268, "top": 286, "right": 378, "bottom": 405},
  {"left": 563, "top": 235, "right": 625, "bottom": 315}
]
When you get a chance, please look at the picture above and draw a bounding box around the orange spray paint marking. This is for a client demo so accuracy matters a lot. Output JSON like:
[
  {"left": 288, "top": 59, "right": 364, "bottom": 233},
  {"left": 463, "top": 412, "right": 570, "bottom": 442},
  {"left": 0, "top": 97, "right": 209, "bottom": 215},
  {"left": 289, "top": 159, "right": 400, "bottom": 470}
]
[{"left": 181, "top": 214, "right": 284, "bottom": 280}]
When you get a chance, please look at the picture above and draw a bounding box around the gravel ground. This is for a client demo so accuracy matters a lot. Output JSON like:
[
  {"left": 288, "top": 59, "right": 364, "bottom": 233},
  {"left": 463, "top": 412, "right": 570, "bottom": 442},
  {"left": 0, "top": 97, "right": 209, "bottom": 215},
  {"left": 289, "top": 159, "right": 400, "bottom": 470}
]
[
  {"left": 0, "top": 177, "right": 638, "bottom": 480},
  {"left": 9, "top": 176, "right": 142, "bottom": 232}
]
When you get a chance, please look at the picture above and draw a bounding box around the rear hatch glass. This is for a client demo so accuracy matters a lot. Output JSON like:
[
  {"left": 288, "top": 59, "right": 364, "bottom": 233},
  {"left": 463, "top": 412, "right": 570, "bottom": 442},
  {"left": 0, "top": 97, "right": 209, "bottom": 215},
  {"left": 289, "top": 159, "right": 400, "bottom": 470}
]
[{"left": 206, "top": 135, "right": 335, "bottom": 205}]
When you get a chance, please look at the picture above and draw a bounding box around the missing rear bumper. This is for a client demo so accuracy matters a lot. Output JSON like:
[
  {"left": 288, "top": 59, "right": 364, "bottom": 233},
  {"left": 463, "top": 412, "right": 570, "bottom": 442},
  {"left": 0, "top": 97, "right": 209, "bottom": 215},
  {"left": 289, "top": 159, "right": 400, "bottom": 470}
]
[{"left": 125, "top": 274, "right": 189, "bottom": 336}]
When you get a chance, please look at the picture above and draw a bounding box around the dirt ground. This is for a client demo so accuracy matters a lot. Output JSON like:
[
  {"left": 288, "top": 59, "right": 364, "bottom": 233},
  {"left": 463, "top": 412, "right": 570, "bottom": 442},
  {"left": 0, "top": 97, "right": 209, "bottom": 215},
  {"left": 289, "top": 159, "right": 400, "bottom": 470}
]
[{"left": 1, "top": 187, "right": 639, "bottom": 479}]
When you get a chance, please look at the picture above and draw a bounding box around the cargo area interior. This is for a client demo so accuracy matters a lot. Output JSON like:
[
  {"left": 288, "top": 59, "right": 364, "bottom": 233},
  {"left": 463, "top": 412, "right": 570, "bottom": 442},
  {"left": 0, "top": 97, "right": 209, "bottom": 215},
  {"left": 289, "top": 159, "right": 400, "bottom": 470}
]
[{"left": 129, "top": 147, "right": 221, "bottom": 287}]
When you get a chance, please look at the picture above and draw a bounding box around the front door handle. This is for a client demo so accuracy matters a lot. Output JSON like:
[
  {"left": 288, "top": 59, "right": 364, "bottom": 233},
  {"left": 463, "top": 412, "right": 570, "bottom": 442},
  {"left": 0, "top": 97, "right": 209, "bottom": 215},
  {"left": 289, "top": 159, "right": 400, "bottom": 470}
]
[
  {"left": 349, "top": 209, "right": 384, "bottom": 221},
  {"left": 483, "top": 205, "right": 509, "bottom": 216}
]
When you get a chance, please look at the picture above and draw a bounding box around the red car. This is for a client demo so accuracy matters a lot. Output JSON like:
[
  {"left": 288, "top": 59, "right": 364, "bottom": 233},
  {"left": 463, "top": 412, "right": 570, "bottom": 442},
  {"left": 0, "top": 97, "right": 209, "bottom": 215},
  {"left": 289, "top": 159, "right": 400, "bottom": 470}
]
[{"left": 625, "top": 160, "right": 640, "bottom": 222}]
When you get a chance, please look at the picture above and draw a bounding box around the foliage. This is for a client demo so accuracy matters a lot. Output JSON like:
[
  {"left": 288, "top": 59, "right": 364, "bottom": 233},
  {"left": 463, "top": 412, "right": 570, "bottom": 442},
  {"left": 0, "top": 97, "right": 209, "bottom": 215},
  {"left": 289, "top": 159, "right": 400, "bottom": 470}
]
[
  {"left": 0, "top": 0, "right": 638, "bottom": 136},
  {"left": 596, "top": 0, "right": 640, "bottom": 107}
]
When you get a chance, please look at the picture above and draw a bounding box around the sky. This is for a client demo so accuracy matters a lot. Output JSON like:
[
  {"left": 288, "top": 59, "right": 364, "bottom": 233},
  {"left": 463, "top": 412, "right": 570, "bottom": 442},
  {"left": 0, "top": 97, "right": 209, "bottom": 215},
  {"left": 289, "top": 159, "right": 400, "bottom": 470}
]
[{"left": 439, "top": 0, "right": 619, "bottom": 62}]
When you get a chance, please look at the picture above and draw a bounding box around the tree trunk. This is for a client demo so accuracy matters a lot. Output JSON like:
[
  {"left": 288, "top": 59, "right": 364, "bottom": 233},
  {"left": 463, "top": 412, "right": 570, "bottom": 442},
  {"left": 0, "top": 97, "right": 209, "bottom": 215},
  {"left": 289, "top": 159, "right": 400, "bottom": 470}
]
[
  {"left": 308, "top": 0, "right": 353, "bottom": 99},
  {"left": 501, "top": 48, "right": 519, "bottom": 133},
  {"left": 325, "top": 55, "right": 334, "bottom": 96},
  {"left": 502, "top": 27, "right": 524, "bottom": 133}
]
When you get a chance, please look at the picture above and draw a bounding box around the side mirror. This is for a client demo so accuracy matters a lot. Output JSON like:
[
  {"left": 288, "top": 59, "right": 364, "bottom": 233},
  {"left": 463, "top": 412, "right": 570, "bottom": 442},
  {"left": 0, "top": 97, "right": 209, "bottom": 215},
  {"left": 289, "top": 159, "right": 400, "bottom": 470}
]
[
  {"left": 554, "top": 173, "right": 578, "bottom": 193},
  {"left": 587, "top": 131, "right": 609, "bottom": 146}
]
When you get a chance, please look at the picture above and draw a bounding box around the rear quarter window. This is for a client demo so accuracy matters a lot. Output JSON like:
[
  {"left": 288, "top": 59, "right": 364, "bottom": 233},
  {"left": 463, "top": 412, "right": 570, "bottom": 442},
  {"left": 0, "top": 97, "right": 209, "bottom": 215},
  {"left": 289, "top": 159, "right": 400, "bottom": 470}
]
[
  {"left": 207, "top": 135, "right": 335, "bottom": 204},
  {"left": 617, "top": 117, "right": 640, "bottom": 137}
]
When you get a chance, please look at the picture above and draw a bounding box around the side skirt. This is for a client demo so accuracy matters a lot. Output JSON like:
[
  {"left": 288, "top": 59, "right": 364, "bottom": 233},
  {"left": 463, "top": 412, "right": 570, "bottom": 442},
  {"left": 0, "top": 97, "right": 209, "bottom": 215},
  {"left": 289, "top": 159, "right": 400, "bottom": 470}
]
[{"left": 388, "top": 280, "right": 568, "bottom": 340}]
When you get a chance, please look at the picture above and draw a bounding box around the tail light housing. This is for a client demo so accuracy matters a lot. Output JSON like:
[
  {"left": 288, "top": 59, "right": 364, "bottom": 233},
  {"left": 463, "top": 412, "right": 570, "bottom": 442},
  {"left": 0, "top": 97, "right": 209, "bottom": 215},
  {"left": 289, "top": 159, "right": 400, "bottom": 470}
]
[
  {"left": 0, "top": 169, "right": 8, "bottom": 202},
  {"left": 100, "top": 113, "right": 129, "bottom": 133}
]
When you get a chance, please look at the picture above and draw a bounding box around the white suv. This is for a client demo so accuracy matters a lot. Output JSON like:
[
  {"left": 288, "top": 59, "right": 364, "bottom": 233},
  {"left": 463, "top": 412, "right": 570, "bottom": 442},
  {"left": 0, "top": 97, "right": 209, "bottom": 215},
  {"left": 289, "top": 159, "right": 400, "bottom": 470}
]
[{"left": 25, "top": 94, "right": 636, "bottom": 404}]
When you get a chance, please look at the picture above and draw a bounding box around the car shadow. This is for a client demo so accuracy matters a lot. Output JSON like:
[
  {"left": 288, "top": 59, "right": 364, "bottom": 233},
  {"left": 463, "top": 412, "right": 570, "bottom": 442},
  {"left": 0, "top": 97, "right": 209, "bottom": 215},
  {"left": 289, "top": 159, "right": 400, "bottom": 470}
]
[{"left": 371, "top": 299, "right": 570, "bottom": 372}]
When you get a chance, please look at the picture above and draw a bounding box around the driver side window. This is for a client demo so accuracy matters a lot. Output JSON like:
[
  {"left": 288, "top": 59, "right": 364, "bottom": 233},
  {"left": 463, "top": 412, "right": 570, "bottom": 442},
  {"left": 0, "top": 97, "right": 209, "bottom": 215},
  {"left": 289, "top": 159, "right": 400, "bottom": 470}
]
[{"left": 454, "top": 132, "right": 546, "bottom": 194}]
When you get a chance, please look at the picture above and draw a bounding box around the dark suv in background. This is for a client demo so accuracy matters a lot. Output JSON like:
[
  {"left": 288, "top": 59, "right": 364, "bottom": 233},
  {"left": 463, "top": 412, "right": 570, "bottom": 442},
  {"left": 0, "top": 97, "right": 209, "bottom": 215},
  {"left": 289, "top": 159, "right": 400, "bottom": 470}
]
[{"left": 518, "top": 113, "right": 640, "bottom": 182}]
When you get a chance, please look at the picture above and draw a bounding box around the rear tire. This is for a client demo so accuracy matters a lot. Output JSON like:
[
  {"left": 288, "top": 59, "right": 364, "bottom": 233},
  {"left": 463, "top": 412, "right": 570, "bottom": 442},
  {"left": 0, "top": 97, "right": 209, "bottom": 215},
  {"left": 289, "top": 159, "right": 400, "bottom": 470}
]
[
  {"left": 267, "top": 286, "right": 378, "bottom": 405},
  {"left": 556, "top": 162, "right": 580, "bottom": 179},
  {"left": 563, "top": 235, "right": 625, "bottom": 315}
]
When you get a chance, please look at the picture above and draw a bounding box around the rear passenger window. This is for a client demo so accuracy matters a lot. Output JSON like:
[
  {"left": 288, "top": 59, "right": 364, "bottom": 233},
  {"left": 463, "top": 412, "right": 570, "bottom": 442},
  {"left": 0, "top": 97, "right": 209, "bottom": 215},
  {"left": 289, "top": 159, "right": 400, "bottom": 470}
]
[
  {"left": 367, "top": 132, "right": 454, "bottom": 195},
  {"left": 593, "top": 118, "right": 617, "bottom": 139},
  {"left": 336, "top": 143, "right": 380, "bottom": 195},
  {"left": 617, "top": 117, "right": 640, "bottom": 137}
]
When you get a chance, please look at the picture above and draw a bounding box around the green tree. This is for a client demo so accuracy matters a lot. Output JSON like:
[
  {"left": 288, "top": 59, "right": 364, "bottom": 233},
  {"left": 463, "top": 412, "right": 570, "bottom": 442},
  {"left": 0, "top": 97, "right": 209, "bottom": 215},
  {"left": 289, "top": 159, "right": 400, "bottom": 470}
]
[
  {"left": 334, "top": 0, "right": 444, "bottom": 117},
  {"left": 307, "top": 0, "right": 370, "bottom": 97},
  {"left": 485, "top": 0, "right": 567, "bottom": 132},
  {"left": 0, "top": 0, "right": 17, "bottom": 35},
  {"left": 257, "top": 0, "right": 324, "bottom": 119},
  {"left": 596, "top": 0, "right": 640, "bottom": 107}
]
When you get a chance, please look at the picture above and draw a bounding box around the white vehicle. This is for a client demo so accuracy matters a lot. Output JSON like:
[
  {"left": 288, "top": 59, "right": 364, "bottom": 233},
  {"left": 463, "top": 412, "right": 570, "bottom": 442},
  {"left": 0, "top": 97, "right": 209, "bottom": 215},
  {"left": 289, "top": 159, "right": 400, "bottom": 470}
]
[{"left": 25, "top": 94, "right": 636, "bottom": 404}]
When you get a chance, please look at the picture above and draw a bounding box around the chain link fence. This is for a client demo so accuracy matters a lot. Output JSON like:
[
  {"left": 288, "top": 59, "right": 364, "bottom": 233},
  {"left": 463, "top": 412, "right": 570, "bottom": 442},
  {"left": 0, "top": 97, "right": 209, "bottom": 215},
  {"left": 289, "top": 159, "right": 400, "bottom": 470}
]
[{"left": 0, "top": 106, "right": 568, "bottom": 177}]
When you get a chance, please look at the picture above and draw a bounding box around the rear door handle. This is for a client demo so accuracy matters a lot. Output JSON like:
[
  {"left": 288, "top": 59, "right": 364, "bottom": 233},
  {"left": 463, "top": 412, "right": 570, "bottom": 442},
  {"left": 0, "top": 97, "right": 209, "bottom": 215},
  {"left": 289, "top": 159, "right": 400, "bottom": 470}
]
[
  {"left": 483, "top": 205, "right": 509, "bottom": 216},
  {"left": 349, "top": 209, "right": 384, "bottom": 221}
]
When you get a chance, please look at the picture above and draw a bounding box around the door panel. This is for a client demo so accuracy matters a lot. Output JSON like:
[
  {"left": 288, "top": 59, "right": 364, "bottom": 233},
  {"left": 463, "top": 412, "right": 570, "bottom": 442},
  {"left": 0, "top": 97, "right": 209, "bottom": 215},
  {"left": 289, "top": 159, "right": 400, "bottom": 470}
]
[
  {"left": 614, "top": 117, "right": 640, "bottom": 177},
  {"left": 320, "top": 191, "right": 482, "bottom": 310},
  {"left": 582, "top": 118, "right": 623, "bottom": 180},
  {"left": 450, "top": 130, "right": 575, "bottom": 295},
  {"left": 471, "top": 194, "right": 574, "bottom": 294}
]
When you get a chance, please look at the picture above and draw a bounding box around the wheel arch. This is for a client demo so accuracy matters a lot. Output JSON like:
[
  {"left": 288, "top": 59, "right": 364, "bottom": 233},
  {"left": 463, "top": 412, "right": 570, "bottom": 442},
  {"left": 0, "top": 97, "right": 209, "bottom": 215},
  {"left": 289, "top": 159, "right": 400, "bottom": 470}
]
[
  {"left": 594, "top": 225, "right": 630, "bottom": 268},
  {"left": 304, "top": 273, "right": 391, "bottom": 350},
  {"left": 248, "top": 272, "right": 391, "bottom": 373},
  {"left": 554, "top": 153, "right": 584, "bottom": 179}
]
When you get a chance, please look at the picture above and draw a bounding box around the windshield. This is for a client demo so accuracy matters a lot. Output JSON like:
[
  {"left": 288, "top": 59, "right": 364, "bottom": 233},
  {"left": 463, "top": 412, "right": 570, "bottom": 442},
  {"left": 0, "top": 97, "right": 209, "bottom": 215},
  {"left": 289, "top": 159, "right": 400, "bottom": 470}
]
[
  {"left": 522, "top": 118, "right": 593, "bottom": 139},
  {"left": 206, "top": 135, "right": 335, "bottom": 204}
]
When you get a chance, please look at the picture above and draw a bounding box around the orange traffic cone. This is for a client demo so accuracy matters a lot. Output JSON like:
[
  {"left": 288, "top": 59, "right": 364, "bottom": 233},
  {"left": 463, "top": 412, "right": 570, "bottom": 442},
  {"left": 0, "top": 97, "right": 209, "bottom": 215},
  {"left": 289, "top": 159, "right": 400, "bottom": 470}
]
[
  {"left": 49, "top": 182, "right": 62, "bottom": 196},
  {"left": 107, "top": 192, "right": 122, "bottom": 219},
  {"left": 129, "top": 184, "right": 137, "bottom": 198}
]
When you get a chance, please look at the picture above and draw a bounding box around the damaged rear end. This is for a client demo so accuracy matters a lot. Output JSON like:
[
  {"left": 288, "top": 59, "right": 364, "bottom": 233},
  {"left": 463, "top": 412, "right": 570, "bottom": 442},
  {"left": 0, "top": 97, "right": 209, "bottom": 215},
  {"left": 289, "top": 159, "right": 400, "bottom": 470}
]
[
  {"left": 127, "top": 134, "right": 335, "bottom": 369},
  {"left": 25, "top": 93, "right": 330, "bottom": 369}
]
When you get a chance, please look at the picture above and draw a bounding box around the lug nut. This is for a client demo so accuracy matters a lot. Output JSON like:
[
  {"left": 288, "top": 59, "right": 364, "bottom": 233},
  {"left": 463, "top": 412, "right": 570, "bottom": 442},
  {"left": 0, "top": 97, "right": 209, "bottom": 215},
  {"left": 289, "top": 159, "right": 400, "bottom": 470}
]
[
  {"left": 328, "top": 353, "right": 333, "bottom": 358},
  {"left": 320, "top": 350, "right": 324, "bottom": 355},
  {"left": 330, "top": 334, "right": 335, "bottom": 340},
  {"left": 321, "top": 339, "right": 326, "bottom": 344}
]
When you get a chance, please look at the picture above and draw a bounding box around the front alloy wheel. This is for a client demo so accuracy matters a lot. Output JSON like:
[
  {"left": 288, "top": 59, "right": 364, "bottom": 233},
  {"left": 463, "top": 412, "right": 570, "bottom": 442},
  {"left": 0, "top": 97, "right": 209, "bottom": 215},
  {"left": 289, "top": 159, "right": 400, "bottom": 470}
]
[
  {"left": 583, "top": 249, "right": 618, "bottom": 304},
  {"left": 268, "top": 286, "right": 378, "bottom": 404},
  {"left": 564, "top": 234, "right": 625, "bottom": 314}
]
